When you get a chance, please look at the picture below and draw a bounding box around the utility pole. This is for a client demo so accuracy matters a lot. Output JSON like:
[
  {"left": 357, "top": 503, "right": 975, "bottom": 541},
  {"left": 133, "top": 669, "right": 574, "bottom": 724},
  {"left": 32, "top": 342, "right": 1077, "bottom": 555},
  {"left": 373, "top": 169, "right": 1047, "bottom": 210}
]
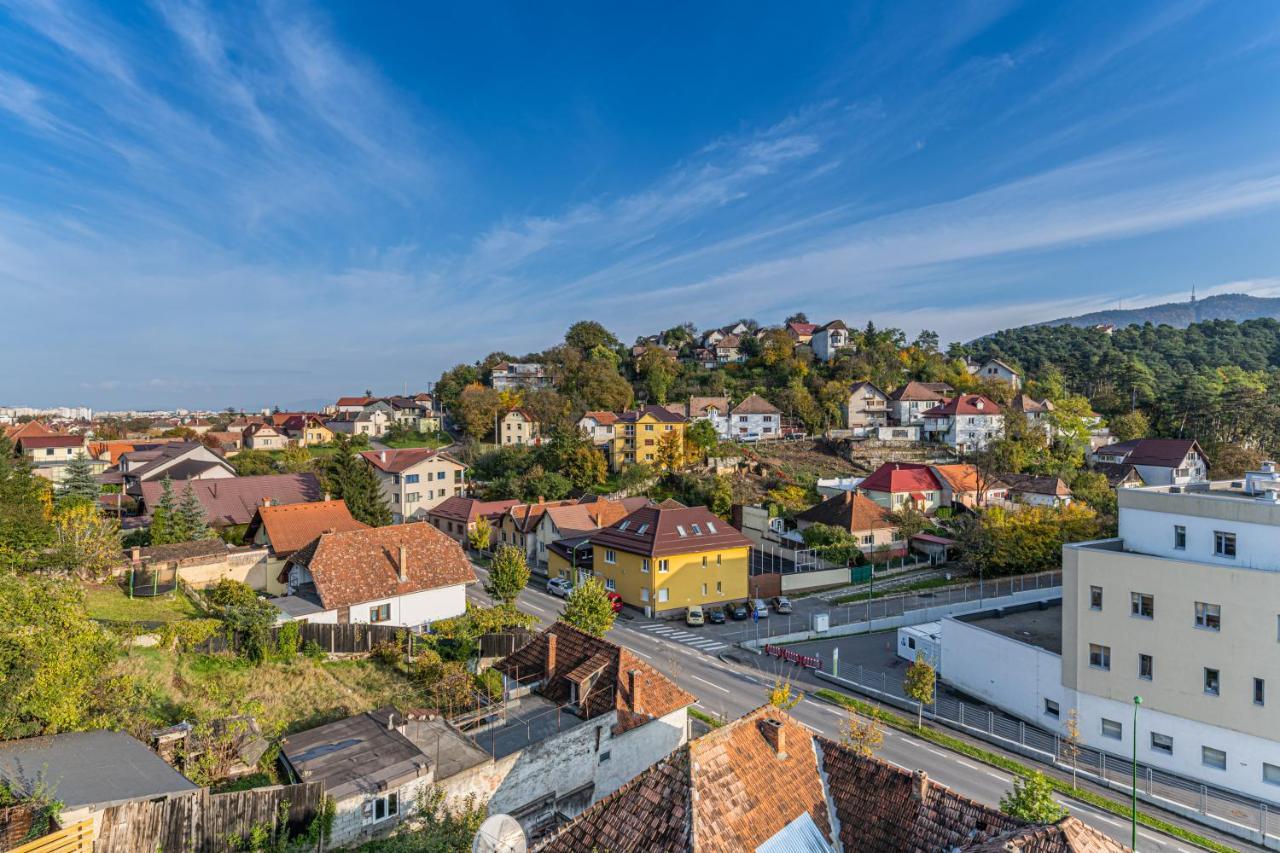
[{"left": 1132, "top": 695, "right": 1142, "bottom": 849}]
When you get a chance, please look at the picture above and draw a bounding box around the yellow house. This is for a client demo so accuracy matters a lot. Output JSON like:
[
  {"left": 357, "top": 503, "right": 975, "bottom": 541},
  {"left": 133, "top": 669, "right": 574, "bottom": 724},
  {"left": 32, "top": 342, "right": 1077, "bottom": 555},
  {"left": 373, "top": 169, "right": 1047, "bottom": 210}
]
[
  {"left": 606, "top": 406, "right": 688, "bottom": 473},
  {"left": 585, "top": 504, "right": 751, "bottom": 616}
]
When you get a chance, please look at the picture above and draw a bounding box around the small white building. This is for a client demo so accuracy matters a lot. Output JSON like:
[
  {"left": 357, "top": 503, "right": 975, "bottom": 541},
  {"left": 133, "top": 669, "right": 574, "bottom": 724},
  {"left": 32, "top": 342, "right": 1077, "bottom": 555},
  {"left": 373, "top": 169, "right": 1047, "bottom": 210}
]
[
  {"left": 727, "top": 393, "right": 781, "bottom": 441},
  {"left": 968, "top": 358, "right": 1022, "bottom": 389},
  {"left": 500, "top": 408, "right": 541, "bottom": 446},
  {"left": 887, "top": 381, "right": 951, "bottom": 426},
  {"left": 842, "top": 381, "right": 890, "bottom": 430},
  {"left": 1090, "top": 438, "right": 1208, "bottom": 486},
  {"left": 577, "top": 411, "right": 618, "bottom": 446},
  {"left": 921, "top": 394, "right": 1005, "bottom": 452}
]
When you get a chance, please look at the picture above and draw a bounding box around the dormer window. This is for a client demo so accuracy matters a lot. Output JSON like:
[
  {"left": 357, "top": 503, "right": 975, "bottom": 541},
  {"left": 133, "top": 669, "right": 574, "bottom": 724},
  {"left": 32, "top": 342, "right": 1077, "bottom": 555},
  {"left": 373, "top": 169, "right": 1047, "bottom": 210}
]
[
  {"left": 619, "top": 521, "right": 630, "bottom": 531},
  {"left": 636, "top": 524, "right": 649, "bottom": 535},
  {"left": 676, "top": 526, "right": 687, "bottom": 537},
  {"left": 691, "top": 523, "right": 702, "bottom": 535},
  {"left": 706, "top": 522, "right": 718, "bottom": 534}
]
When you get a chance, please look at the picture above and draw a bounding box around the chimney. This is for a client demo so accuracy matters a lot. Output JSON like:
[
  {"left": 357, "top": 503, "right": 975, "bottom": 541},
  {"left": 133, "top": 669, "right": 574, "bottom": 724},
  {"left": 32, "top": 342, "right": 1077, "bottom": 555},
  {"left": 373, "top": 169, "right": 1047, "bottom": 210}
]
[
  {"left": 760, "top": 718, "right": 787, "bottom": 759},
  {"left": 386, "top": 711, "right": 397, "bottom": 731},
  {"left": 546, "top": 633, "right": 558, "bottom": 677},
  {"left": 324, "top": 491, "right": 331, "bottom": 502},
  {"left": 397, "top": 546, "right": 407, "bottom": 581},
  {"left": 380, "top": 450, "right": 387, "bottom": 463},
  {"left": 912, "top": 769, "right": 930, "bottom": 801},
  {"left": 628, "top": 669, "right": 643, "bottom": 714},
  {"left": 262, "top": 496, "right": 271, "bottom": 508},
  {"left": 538, "top": 495, "right": 545, "bottom": 505}
]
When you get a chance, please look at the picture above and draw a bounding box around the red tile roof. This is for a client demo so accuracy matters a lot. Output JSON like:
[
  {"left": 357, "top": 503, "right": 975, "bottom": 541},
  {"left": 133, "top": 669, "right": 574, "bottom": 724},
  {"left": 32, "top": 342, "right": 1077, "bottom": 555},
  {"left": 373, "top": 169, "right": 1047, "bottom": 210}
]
[
  {"left": 787, "top": 321, "right": 818, "bottom": 336},
  {"left": 795, "top": 491, "right": 895, "bottom": 533},
  {"left": 859, "top": 462, "right": 942, "bottom": 494},
  {"left": 289, "top": 522, "right": 476, "bottom": 610},
  {"left": 246, "top": 499, "right": 367, "bottom": 557},
  {"left": 580, "top": 411, "right": 618, "bottom": 426},
  {"left": 140, "top": 473, "right": 322, "bottom": 527},
  {"left": 360, "top": 448, "right": 463, "bottom": 474},
  {"left": 589, "top": 504, "right": 751, "bottom": 558},
  {"left": 889, "top": 381, "right": 951, "bottom": 402},
  {"left": 16, "top": 435, "right": 85, "bottom": 450},
  {"left": 427, "top": 496, "right": 521, "bottom": 525},
  {"left": 922, "top": 394, "right": 1002, "bottom": 417},
  {"left": 4, "top": 421, "right": 55, "bottom": 441},
  {"left": 335, "top": 396, "right": 375, "bottom": 407},
  {"left": 731, "top": 393, "right": 781, "bottom": 416}
]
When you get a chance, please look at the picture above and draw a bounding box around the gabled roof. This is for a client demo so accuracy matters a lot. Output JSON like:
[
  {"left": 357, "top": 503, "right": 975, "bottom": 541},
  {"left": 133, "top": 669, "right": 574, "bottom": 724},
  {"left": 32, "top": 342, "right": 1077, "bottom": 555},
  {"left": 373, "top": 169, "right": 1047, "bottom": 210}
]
[
  {"left": 15, "top": 434, "right": 85, "bottom": 449},
  {"left": 289, "top": 522, "right": 476, "bottom": 611},
  {"left": 540, "top": 497, "right": 651, "bottom": 537},
  {"left": 1010, "top": 394, "right": 1055, "bottom": 414},
  {"left": 786, "top": 321, "right": 818, "bottom": 336},
  {"left": 360, "top": 448, "right": 464, "bottom": 474},
  {"left": 589, "top": 504, "right": 751, "bottom": 557},
  {"left": 819, "top": 319, "right": 848, "bottom": 332},
  {"left": 930, "top": 464, "right": 998, "bottom": 494},
  {"left": 122, "top": 442, "right": 232, "bottom": 480},
  {"left": 246, "top": 499, "right": 367, "bottom": 557},
  {"left": 140, "top": 473, "right": 323, "bottom": 527},
  {"left": 848, "top": 380, "right": 888, "bottom": 399},
  {"left": 504, "top": 499, "right": 579, "bottom": 533},
  {"left": 860, "top": 462, "right": 942, "bottom": 494},
  {"left": 889, "top": 381, "right": 951, "bottom": 402},
  {"left": 493, "top": 622, "right": 694, "bottom": 731},
  {"left": 1095, "top": 438, "right": 1205, "bottom": 468},
  {"left": 614, "top": 405, "right": 687, "bottom": 425},
  {"left": 796, "top": 491, "right": 895, "bottom": 533},
  {"left": 4, "top": 420, "right": 55, "bottom": 441},
  {"left": 981, "top": 357, "right": 1022, "bottom": 376},
  {"left": 427, "top": 496, "right": 521, "bottom": 525},
  {"left": 999, "top": 473, "right": 1073, "bottom": 498},
  {"left": 580, "top": 411, "right": 619, "bottom": 426},
  {"left": 716, "top": 333, "right": 742, "bottom": 348},
  {"left": 688, "top": 396, "right": 731, "bottom": 417},
  {"left": 335, "top": 396, "right": 374, "bottom": 407},
  {"left": 731, "top": 393, "right": 781, "bottom": 416},
  {"left": 1093, "top": 461, "right": 1144, "bottom": 487},
  {"left": 922, "top": 395, "right": 1002, "bottom": 417}
]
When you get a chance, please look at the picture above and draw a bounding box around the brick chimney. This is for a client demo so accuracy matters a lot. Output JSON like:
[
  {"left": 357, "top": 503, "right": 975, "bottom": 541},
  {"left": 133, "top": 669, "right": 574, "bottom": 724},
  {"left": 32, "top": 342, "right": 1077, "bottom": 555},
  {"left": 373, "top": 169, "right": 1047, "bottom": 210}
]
[
  {"left": 912, "top": 769, "right": 930, "bottom": 801},
  {"left": 397, "top": 546, "right": 407, "bottom": 582},
  {"left": 760, "top": 718, "right": 787, "bottom": 759},
  {"left": 546, "top": 633, "right": 558, "bottom": 678},
  {"left": 628, "top": 669, "right": 643, "bottom": 714}
]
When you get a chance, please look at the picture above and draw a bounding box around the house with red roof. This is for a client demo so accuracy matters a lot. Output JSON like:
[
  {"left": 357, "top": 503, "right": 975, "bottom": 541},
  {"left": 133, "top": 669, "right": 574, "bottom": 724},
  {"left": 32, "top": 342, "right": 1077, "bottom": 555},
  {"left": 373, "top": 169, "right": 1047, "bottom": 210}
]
[
  {"left": 360, "top": 448, "right": 467, "bottom": 522},
  {"left": 425, "top": 496, "right": 522, "bottom": 545},
  {"left": 921, "top": 394, "right": 1005, "bottom": 452},
  {"left": 858, "top": 462, "right": 944, "bottom": 513},
  {"left": 14, "top": 433, "right": 101, "bottom": 483}
]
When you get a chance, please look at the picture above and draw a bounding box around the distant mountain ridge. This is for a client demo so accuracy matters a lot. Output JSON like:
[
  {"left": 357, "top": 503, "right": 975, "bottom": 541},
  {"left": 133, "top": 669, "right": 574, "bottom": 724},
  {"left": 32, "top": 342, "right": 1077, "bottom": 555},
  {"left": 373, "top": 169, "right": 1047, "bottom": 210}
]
[{"left": 1040, "top": 293, "right": 1280, "bottom": 330}]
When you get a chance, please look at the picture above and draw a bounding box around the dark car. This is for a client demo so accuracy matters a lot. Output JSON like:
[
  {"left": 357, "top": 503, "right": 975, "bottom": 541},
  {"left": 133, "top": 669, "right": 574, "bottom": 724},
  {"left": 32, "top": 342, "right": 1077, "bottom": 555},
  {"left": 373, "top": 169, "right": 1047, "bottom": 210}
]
[
  {"left": 727, "top": 601, "right": 749, "bottom": 620},
  {"left": 706, "top": 605, "right": 726, "bottom": 624}
]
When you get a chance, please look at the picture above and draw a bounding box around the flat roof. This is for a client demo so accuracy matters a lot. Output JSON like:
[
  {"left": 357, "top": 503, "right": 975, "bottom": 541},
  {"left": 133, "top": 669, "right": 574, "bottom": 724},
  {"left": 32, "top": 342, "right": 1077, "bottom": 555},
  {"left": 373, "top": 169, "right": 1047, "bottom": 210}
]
[
  {"left": 470, "top": 693, "right": 590, "bottom": 760},
  {"left": 956, "top": 603, "right": 1062, "bottom": 655},
  {"left": 280, "top": 707, "right": 430, "bottom": 800},
  {"left": 0, "top": 731, "right": 199, "bottom": 809}
]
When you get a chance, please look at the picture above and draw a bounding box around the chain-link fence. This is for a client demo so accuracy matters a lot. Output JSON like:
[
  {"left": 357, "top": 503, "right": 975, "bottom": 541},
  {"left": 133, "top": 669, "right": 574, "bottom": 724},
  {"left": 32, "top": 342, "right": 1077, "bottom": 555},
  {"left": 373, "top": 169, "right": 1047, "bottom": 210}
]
[{"left": 819, "top": 663, "right": 1280, "bottom": 844}]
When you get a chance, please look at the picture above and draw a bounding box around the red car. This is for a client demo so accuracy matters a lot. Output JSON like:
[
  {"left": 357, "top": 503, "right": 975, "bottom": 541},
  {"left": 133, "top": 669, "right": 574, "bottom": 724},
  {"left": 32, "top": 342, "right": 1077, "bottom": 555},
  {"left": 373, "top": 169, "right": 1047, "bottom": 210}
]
[{"left": 606, "top": 591, "right": 624, "bottom": 613}]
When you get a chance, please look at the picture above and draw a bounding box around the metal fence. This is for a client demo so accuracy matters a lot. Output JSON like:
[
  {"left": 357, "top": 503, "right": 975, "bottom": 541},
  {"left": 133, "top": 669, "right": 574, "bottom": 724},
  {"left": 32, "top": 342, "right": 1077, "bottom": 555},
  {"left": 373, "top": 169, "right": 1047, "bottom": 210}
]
[
  {"left": 723, "top": 570, "right": 1063, "bottom": 644},
  {"left": 819, "top": 663, "right": 1280, "bottom": 844}
]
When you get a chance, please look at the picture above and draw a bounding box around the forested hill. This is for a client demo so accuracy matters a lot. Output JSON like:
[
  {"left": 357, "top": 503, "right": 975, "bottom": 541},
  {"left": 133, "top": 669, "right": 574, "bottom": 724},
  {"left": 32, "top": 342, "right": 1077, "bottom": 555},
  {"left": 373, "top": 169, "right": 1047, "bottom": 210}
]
[
  {"left": 1041, "top": 293, "right": 1280, "bottom": 330},
  {"left": 964, "top": 318, "right": 1280, "bottom": 453}
]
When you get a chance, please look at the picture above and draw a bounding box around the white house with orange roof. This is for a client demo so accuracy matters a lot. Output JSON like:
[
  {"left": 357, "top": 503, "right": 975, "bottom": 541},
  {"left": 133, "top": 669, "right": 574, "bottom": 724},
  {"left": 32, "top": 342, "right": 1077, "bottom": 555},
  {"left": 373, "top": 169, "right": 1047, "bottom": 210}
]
[{"left": 360, "top": 448, "right": 467, "bottom": 523}]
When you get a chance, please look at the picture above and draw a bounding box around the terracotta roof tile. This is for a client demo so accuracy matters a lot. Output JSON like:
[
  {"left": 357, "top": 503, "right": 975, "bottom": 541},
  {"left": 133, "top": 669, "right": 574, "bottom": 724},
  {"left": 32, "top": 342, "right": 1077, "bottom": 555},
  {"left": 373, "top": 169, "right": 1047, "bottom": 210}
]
[
  {"left": 731, "top": 393, "right": 782, "bottom": 416},
  {"left": 795, "top": 491, "right": 895, "bottom": 533},
  {"left": 247, "top": 499, "right": 367, "bottom": 557},
  {"left": 360, "top": 448, "right": 464, "bottom": 474},
  {"left": 427, "top": 496, "right": 521, "bottom": 525},
  {"left": 288, "top": 522, "right": 476, "bottom": 611},
  {"left": 889, "top": 381, "right": 951, "bottom": 402},
  {"left": 140, "top": 473, "right": 322, "bottom": 527},
  {"left": 859, "top": 462, "right": 942, "bottom": 494},
  {"left": 922, "top": 395, "right": 1002, "bottom": 417},
  {"left": 589, "top": 504, "right": 751, "bottom": 558}
]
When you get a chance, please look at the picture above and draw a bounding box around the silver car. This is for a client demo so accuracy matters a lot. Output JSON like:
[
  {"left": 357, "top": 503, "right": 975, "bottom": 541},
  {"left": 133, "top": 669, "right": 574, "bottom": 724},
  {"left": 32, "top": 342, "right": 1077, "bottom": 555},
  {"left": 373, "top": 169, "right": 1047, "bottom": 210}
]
[{"left": 546, "top": 577, "right": 573, "bottom": 598}]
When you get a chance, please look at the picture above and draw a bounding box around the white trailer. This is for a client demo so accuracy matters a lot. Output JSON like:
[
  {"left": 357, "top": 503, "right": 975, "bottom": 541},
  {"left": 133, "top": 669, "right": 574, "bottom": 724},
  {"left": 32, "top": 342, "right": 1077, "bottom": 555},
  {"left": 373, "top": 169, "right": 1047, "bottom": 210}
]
[{"left": 896, "top": 621, "right": 942, "bottom": 672}]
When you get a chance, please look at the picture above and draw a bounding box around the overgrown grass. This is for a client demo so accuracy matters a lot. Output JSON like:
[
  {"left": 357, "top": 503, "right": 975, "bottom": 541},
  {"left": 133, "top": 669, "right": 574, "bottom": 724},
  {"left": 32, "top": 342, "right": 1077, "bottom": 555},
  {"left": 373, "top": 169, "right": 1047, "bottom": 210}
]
[
  {"left": 381, "top": 432, "right": 451, "bottom": 450},
  {"left": 831, "top": 576, "right": 955, "bottom": 605},
  {"left": 814, "top": 688, "right": 1236, "bottom": 853},
  {"left": 83, "top": 583, "right": 202, "bottom": 623},
  {"left": 115, "top": 647, "right": 426, "bottom": 738},
  {"left": 689, "top": 707, "right": 724, "bottom": 728}
]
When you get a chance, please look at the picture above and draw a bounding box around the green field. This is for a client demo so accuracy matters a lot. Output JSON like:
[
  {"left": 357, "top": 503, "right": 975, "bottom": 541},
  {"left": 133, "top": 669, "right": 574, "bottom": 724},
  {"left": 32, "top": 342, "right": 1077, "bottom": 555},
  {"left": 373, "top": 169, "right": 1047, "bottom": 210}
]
[{"left": 84, "top": 583, "right": 203, "bottom": 623}]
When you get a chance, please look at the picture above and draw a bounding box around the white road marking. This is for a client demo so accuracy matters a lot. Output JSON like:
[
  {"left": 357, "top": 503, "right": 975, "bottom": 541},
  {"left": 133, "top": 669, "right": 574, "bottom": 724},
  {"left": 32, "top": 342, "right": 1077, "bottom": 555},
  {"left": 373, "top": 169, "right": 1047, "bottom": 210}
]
[
  {"left": 629, "top": 649, "right": 653, "bottom": 660},
  {"left": 925, "top": 747, "right": 948, "bottom": 758},
  {"left": 807, "top": 702, "right": 844, "bottom": 716},
  {"left": 700, "top": 643, "right": 727, "bottom": 651},
  {"left": 690, "top": 675, "right": 730, "bottom": 693},
  {"left": 983, "top": 770, "right": 1006, "bottom": 781},
  {"left": 641, "top": 624, "right": 666, "bottom": 631}
]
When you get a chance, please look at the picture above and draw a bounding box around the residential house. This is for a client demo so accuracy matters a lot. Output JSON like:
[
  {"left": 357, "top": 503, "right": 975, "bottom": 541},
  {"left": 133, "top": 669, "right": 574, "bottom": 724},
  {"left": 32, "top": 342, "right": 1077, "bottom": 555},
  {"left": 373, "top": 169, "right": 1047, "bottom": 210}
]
[
  {"left": 785, "top": 321, "right": 817, "bottom": 344},
  {"left": 701, "top": 322, "right": 750, "bottom": 348},
  {"left": 605, "top": 406, "right": 687, "bottom": 472},
  {"left": 930, "top": 464, "right": 1008, "bottom": 509},
  {"left": 497, "top": 499, "right": 580, "bottom": 567},
  {"left": 811, "top": 319, "right": 853, "bottom": 362},
  {"left": 588, "top": 503, "right": 752, "bottom": 617},
  {"left": 794, "top": 491, "right": 903, "bottom": 556},
  {"left": 531, "top": 497, "right": 651, "bottom": 569},
  {"left": 1090, "top": 438, "right": 1208, "bottom": 486},
  {"left": 491, "top": 361, "right": 552, "bottom": 391},
  {"left": 226, "top": 416, "right": 268, "bottom": 434},
  {"left": 727, "top": 393, "right": 781, "bottom": 441},
  {"left": 138, "top": 472, "right": 323, "bottom": 530},
  {"left": 713, "top": 333, "right": 745, "bottom": 364},
  {"left": 183, "top": 418, "right": 214, "bottom": 435},
  {"left": 500, "top": 408, "right": 541, "bottom": 446},
  {"left": 968, "top": 357, "right": 1023, "bottom": 389},
  {"left": 921, "top": 395, "right": 1005, "bottom": 452},
  {"left": 326, "top": 406, "right": 390, "bottom": 438},
  {"left": 426, "top": 496, "right": 522, "bottom": 545},
  {"left": 280, "top": 623, "right": 693, "bottom": 847},
  {"left": 242, "top": 422, "right": 288, "bottom": 451},
  {"left": 278, "top": 414, "right": 333, "bottom": 447},
  {"left": 360, "top": 448, "right": 468, "bottom": 522},
  {"left": 888, "top": 381, "right": 952, "bottom": 426},
  {"left": 335, "top": 396, "right": 376, "bottom": 414},
  {"left": 4, "top": 419, "right": 56, "bottom": 442},
  {"left": 0, "top": 731, "right": 199, "bottom": 832},
  {"left": 1009, "top": 394, "right": 1056, "bottom": 437},
  {"left": 999, "top": 473, "right": 1074, "bottom": 507},
  {"left": 842, "top": 381, "right": 890, "bottom": 431},
  {"left": 1093, "top": 461, "right": 1146, "bottom": 489},
  {"left": 858, "top": 462, "right": 944, "bottom": 513},
  {"left": 119, "top": 443, "right": 236, "bottom": 498},
  {"left": 386, "top": 396, "right": 438, "bottom": 433},
  {"left": 244, "top": 498, "right": 367, "bottom": 594},
  {"left": 577, "top": 411, "right": 618, "bottom": 447},
  {"left": 14, "top": 433, "right": 100, "bottom": 483},
  {"left": 278, "top": 522, "right": 475, "bottom": 626},
  {"left": 539, "top": 706, "right": 1124, "bottom": 853},
  {"left": 204, "top": 431, "right": 243, "bottom": 452},
  {"left": 691, "top": 347, "right": 718, "bottom": 369}
]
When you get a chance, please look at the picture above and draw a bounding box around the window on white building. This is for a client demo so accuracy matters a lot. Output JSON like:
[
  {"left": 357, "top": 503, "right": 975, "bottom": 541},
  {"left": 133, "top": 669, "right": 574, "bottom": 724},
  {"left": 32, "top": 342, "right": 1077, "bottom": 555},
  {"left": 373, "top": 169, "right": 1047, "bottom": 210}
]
[
  {"left": 363, "top": 792, "right": 399, "bottom": 823},
  {"left": 1089, "top": 586, "right": 1103, "bottom": 610},
  {"left": 1139, "top": 654, "right": 1153, "bottom": 680},
  {"left": 1151, "top": 733, "right": 1173, "bottom": 755},
  {"left": 1202, "top": 746, "right": 1227, "bottom": 770},
  {"left": 1130, "top": 592, "right": 1154, "bottom": 619},
  {"left": 1255, "top": 677, "right": 1266, "bottom": 706},
  {"left": 1173, "top": 525, "right": 1186, "bottom": 550},
  {"left": 1213, "top": 531, "right": 1236, "bottom": 558},
  {"left": 1088, "top": 643, "right": 1110, "bottom": 670},
  {"left": 369, "top": 603, "right": 391, "bottom": 623},
  {"left": 1043, "top": 699, "right": 1059, "bottom": 718},
  {"left": 1204, "top": 668, "right": 1220, "bottom": 696},
  {"left": 1195, "top": 602, "right": 1221, "bottom": 631},
  {"left": 1101, "top": 719, "right": 1122, "bottom": 740},
  {"left": 1265, "top": 763, "right": 1280, "bottom": 786}
]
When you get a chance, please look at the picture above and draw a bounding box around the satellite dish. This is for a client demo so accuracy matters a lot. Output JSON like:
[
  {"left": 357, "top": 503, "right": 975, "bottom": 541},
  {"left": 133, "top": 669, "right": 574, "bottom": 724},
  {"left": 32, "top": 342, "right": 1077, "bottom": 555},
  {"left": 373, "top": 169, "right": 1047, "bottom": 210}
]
[{"left": 473, "top": 814, "right": 527, "bottom": 853}]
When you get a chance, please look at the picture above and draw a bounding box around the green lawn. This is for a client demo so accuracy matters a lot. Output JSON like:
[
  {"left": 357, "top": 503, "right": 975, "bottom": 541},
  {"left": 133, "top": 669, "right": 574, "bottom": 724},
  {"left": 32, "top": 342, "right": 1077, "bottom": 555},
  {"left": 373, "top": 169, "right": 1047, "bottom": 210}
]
[
  {"left": 830, "top": 576, "right": 955, "bottom": 605},
  {"left": 381, "top": 431, "right": 451, "bottom": 449},
  {"left": 83, "top": 583, "right": 203, "bottom": 623}
]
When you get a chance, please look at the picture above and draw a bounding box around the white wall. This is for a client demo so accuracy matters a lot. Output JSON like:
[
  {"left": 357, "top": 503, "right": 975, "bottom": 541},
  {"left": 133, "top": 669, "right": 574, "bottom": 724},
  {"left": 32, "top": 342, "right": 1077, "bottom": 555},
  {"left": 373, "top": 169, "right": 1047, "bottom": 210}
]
[
  {"left": 1118, "top": 506, "right": 1280, "bottom": 571},
  {"left": 939, "top": 617, "right": 1063, "bottom": 727},
  {"left": 346, "top": 584, "right": 468, "bottom": 628}
]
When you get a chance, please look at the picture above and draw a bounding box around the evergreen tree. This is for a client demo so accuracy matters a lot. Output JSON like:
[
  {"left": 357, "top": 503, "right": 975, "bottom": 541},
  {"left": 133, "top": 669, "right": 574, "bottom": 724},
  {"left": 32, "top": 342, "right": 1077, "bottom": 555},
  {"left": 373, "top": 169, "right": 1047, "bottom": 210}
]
[
  {"left": 56, "top": 453, "right": 100, "bottom": 507},
  {"left": 148, "top": 477, "right": 180, "bottom": 544},
  {"left": 326, "top": 435, "right": 392, "bottom": 527},
  {"left": 175, "top": 482, "right": 214, "bottom": 541},
  {"left": 0, "top": 436, "right": 53, "bottom": 566}
]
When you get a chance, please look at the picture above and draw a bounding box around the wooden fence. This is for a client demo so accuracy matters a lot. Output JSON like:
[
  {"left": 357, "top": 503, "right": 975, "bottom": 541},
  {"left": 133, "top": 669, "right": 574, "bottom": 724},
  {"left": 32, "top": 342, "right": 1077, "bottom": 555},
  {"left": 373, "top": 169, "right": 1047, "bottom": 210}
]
[
  {"left": 7, "top": 820, "right": 92, "bottom": 853},
  {"left": 191, "top": 621, "right": 405, "bottom": 655},
  {"left": 94, "top": 782, "right": 324, "bottom": 852}
]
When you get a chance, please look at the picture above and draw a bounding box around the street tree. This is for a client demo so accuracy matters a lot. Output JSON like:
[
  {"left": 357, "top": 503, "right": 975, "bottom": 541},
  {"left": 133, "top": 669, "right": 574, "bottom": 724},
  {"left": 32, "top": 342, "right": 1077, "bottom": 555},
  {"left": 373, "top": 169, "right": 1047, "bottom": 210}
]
[
  {"left": 767, "top": 677, "right": 803, "bottom": 710},
  {"left": 1062, "top": 708, "right": 1082, "bottom": 789},
  {"left": 561, "top": 576, "right": 616, "bottom": 637},
  {"left": 467, "top": 516, "right": 492, "bottom": 552},
  {"left": 840, "top": 711, "right": 885, "bottom": 757},
  {"left": 903, "top": 654, "right": 936, "bottom": 729},
  {"left": 485, "top": 545, "right": 530, "bottom": 606},
  {"left": 1000, "top": 771, "right": 1066, "bottom": 823}
]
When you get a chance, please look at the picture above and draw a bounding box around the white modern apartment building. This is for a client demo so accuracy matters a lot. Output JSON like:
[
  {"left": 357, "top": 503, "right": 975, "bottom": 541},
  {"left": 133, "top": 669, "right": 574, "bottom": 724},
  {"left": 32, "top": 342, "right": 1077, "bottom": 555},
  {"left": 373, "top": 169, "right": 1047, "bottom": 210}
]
[{"left": 1062, "top": 468, "right": 1280, "bottom": 800}]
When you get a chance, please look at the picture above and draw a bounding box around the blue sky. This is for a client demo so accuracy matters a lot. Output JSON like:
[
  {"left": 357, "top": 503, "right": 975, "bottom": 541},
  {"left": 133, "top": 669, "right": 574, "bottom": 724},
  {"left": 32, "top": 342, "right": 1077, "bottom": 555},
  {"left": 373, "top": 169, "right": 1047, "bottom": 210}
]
[{"left": 3, "top": 1, "right": 1280, "bottom": 409}]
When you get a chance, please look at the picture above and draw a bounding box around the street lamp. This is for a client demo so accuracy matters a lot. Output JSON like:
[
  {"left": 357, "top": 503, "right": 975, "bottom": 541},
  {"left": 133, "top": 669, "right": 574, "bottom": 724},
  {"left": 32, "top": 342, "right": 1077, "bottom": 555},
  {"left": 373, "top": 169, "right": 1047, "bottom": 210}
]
[{"left": 1131, "top": 695, "right": 1142, "bottom": 849}]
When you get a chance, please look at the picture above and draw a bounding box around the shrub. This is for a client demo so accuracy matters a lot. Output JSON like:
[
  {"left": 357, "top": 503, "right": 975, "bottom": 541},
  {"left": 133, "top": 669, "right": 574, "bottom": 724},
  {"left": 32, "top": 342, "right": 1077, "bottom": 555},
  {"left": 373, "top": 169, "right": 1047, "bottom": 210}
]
[
  {"left": 276, "top": 621, "right": 300, "bottom": 660},
  {"left": 159, "top": 618, "right": 222, "bottom": 652}
]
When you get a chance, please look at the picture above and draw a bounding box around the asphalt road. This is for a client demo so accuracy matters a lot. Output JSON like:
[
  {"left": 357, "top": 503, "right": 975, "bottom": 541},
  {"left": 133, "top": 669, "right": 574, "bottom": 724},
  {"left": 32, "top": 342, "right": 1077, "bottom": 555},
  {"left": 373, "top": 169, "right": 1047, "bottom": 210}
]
[{"left": 467, "top": 567, "right": 1253, "bottom": 852}]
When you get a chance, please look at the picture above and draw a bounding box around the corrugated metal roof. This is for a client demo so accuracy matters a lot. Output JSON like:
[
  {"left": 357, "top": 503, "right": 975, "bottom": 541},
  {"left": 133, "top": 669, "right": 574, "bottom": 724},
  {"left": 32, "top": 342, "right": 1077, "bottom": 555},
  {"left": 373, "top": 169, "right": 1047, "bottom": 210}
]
[{"left": 754, "top": 811, "right": 835, "bottom": 853}]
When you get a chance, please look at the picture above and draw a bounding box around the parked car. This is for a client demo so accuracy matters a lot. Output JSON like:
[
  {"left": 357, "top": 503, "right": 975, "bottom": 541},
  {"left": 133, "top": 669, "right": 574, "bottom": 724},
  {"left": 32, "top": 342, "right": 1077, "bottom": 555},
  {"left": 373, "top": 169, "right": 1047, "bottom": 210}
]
[
  {"left": 771, "top": 596, "right": 793, "bottom": 615},
  {"left": 727, "top": 601, "right": 749, "bottom": 620},
  {"left": 606, "top": 591, "right": 624, "bottom": 613},
  {"left": 751, "top": 599, "right": 769, "bottom": 619},
  {"left": 706, "top": 605, "right": 726, "bottom": 624},
  {"left": 546, "top": 577, "right": 573, "bottom": 598},
  {"left": 685, "top": 605, "right": 705, "bottom": 626}
]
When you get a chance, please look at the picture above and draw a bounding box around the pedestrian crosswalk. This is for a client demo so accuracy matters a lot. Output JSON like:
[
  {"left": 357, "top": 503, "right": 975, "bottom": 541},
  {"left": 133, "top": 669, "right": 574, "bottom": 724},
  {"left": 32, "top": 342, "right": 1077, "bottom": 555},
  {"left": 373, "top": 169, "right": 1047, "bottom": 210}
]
[{"left": 637, "top": 622, "right": 728, "bottom": 653}]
